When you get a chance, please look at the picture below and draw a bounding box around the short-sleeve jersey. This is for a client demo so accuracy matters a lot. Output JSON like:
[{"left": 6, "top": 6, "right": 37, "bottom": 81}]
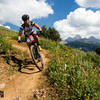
[{"left": 20, "top": 21, "right": 35, "bottom": 36}]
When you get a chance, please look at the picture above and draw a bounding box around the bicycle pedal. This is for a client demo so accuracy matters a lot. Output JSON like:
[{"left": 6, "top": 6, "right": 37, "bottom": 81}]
[{"left": 37, "top": 58, "right": 41, "bottom": 62}]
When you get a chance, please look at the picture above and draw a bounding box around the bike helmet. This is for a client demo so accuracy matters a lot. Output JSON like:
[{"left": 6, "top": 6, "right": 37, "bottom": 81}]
[{"left": 22, "top": 14, "right": 29, "bottom": 21}]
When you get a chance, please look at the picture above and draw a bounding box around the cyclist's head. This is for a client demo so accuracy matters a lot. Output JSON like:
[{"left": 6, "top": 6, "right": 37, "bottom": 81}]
[{"left": 22, "top": 14, "right": 29, "bottom": 23}]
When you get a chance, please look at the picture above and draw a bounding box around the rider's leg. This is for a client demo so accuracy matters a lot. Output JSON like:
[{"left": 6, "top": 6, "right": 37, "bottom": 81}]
[
  {"left": 34, "top": 35, "right": 42, "bottom": 51},
  {"left": 33, "top": 34, "right": 42, "bottom": 51},
  {"left": 32, "top": 31, "right": 42, "bottom": 51},
  {"left": 32, "top": 31, "right": 40, "bottom": 45},
  {"left": 33, "top": 34, "right": 40, "bottom": 45}
]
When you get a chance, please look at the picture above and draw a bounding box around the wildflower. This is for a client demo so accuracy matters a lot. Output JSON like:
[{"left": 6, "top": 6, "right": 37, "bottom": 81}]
[
  {"left": 54, "top": 82, "right": 57, "bottom": 86},
  {"left": 64, "top": 64, "right": 67, "bottom": 70},
  {"left": 88, "top": 96, "right": 90, "bottom": 100},
  {"left": 84, "top": 94, "right": 87, "bottom": 96},
  {"left": 65, "top": 54, "right": 68, "bottom": 57},
  {"left": 0, "top": 49, "right": 3, "bottom": 53},
  {"left": 40, "top": 89, "right": 45, "bottom": 97},
  {"left": 33, "top": 89, "right": 39, "bottom": 98},
  {"left": 13, "top": 96, "right": 21, "bottom": 100},
  {"left": 68, "top": 85, "right": 70, "bottom": 88}
]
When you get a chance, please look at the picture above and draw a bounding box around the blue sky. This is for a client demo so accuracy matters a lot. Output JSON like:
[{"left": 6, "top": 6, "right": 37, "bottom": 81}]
[
  {"left": 33, "top": 0, "right": 79, "bottom": 27},
  {"left": 1, "top": 0, "right": 100, "bottom": 39},
  {"left": 3, "top": 0, "right": 79, "bottom": 31},
  {"left": 4, "top": 0, "right": 79, "bottom": 29}
]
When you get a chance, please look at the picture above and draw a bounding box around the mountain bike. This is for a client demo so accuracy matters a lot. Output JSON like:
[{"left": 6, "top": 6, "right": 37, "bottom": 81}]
[{"left": 19, "top": 32, "right": 44, "bottom": 71}]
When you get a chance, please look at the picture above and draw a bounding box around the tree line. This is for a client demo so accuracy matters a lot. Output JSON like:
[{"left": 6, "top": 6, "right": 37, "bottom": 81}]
[{"left": 39, "top": 25, "right": 61, "bottom": 41}]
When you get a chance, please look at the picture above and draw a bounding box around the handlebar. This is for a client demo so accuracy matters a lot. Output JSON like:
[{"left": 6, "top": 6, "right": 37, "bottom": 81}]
[{"left": 18, "top": 30, "right": 43, "bottom": 43}]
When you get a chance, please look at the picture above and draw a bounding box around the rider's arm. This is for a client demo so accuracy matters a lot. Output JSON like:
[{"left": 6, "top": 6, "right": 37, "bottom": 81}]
[
  {"left": 18, "top": 30, "right": 22, "bottom": 41},
  {"left": 18, "top": 25, "right": 24, "bottom": 41},
  {"left": 34, "top": 23, "right": 42, "bottom": 31}
]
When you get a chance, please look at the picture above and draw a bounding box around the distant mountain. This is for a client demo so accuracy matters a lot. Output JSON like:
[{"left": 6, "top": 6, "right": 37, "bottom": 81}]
[
  {"left": 89, "top": 36, "right": 100, "bottom": 43},
  {"left": 64, "top": 35, "right": 100, "bottom": 51},
  {"left": 3, "top": 22, "right": 19, "bottom": 31},
  {"left": 66, "top": 35, "right": 100, "bottom": 43},
  {"left": 74, "top": 35, "right": 82, "bottom": 40},
  {"left": 66, "top": 35, "right": 82, "bottom": 42},
  {"left": 65, "top": 39, "right": 100, "bottom": 52},
  {"left": 66, "top": 37, "right": 73, "bottom": 42}
]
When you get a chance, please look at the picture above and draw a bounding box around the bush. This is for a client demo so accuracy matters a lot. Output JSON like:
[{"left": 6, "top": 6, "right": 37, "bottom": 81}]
[
  {"left": 96, "top": 47, "right": 100, "bottom": 55},
  {"left": 40, "top": 25, "right": 61, "bottom": 41},
  {"left": 0, "top": 33, "right": 20, "bottom": 64},
  {"left": 0, "top": 34, "right": 12, "bottom": 54}
]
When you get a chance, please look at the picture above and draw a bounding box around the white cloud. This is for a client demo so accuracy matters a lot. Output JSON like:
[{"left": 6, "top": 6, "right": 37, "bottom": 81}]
[
  {"left": 54, "top": 8, "right": 100, "bottom": 40},
  {"left": 75, "top": 0, "right": 100, "bottom": 8},
  {"left": 0, "top": 24, "right": 10, "bottom": 29},
  {"left": 0, "top": 0, "right": 54, "bottom": 26},
  {"left": 4, "top": 26, "right": 10, "bottom": 29},
  {"left": 0, "top": 24, "right": 3, "bottom": 26}
]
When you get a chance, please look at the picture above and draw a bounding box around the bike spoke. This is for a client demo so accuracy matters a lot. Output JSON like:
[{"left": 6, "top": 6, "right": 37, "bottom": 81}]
[{"left": 30, "top": 45, "right": 44, "bottom": 71}]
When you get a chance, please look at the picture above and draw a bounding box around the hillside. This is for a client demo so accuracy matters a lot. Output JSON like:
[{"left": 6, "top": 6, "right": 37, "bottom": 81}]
[
  {"left": 0, "top": 27, "right": 50, "bottom": 100},
  {"left": 66, "top": 39, "right": 100, "bottom": 52},
  {"left": 65, "top": 36, "right": 100, "bottom": 52},
  {"left": 0, "top": 26, "right": 100, "bottom": 100},
  {"left": 40, "top": 38, "right": 100, "bottom": 100}
]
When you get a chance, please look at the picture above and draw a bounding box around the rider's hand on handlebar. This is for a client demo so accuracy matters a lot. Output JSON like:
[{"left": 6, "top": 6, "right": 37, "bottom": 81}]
[
  {"left": 39, "top": 30, "right": 42, "bottom": 34},
  {"left": 18, "top": 40, "right": 22, "bottom": 43}
]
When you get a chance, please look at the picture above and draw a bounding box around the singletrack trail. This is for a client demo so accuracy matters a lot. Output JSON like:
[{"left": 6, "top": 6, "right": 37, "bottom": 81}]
[{"left": 0, "top": 40, "right": 49, "bottom": 100}]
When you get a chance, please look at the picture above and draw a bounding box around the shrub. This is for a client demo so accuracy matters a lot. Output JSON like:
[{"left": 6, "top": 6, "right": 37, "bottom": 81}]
[
  {"left": 40, "top": 25, "right": 61, "bottom": 41},
  {"left": 96, "top": 47, "right": 100, "bottom": 55},
  {"left": 0, "top": 34, "right": 12, "bottom": 54}
]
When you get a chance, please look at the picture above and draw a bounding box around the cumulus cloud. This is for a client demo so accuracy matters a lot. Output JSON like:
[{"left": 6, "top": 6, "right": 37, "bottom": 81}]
[
  {"left": 0, "top": 0, "right": 54, "bottom": 26},
  {"left": 0, "top": 24, "right": 2, "bottom": 26},
  {"left": 4, "top": 26, "right": 10, "bottom": 29},
  {"left": 75, "top": 0, "right": 100, "bottom": 8},
  {"left": 54, "top": 8, "right": 100, "bottom": 40},
  {"left": 0, "top": 24, "right": 10, "bottom": 29}
]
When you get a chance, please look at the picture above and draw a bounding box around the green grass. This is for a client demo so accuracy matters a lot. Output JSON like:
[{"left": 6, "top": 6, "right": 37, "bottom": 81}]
[
  {"left": 0, "top": 33, "right": 17, "bottom": 54},
  {"left": 0, "top": 26, "right": 100, "bottom": 99},
  {"left": 40, "top": 38, "right": 100, "bottom": 100},
  {"left": 0, "top": 27, "right": 29, "bottom": 72}
]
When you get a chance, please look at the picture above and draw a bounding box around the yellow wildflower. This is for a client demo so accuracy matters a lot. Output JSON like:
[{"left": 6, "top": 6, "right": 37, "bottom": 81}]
[
  {"left": 84, "top": 94, "right": 87, "bottom": 96},
  {"left": 65, "top": 54, "right": 68, "bottom": 57},
  {"left": 88, "top": 96, "right": 90, "bottom": 100},
  {"left": 68, "top": 85, "right": 70, "bottom": 88}
]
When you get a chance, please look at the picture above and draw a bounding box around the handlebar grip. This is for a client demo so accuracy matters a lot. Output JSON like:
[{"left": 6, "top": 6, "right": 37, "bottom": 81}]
[{"left": 37, "top": 31, "right": 43, "bottom": 35}]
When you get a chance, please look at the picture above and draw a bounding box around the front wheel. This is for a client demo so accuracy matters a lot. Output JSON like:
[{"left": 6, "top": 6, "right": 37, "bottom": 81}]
[{"left": 30, "top": 45, "right": 44, "bottom": 71}]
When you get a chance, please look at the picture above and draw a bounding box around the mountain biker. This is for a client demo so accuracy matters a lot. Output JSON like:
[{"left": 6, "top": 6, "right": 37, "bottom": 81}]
[{"left": 18, "top": 14, "right": 42, "bottom": 50}]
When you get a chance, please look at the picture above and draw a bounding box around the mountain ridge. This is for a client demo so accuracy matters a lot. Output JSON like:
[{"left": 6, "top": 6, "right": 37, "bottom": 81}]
[{"left": 65, "top": 35, "right": 100, "bottom": 43}]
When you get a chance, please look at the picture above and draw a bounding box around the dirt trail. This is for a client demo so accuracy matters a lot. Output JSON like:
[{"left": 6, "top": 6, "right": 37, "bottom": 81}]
[{"left": 0, "top": 40, "right": 48, "bottom": 100}]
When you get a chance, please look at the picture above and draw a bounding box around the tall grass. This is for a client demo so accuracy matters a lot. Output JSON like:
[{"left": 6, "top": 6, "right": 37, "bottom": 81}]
[
  {"left": 0, "top": 29, "right": 29, "bottom": 72},
  {"left": 40, "top": 38, "right": 100, "bottom": 100},
  {"left": 0, "top": 33, "right": 12, "bottom": 53}
]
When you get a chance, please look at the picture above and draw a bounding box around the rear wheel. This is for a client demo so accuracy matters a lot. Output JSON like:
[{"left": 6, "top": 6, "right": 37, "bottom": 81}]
[{"left": 30, "top": 45, "right": 44, "bottom": 71}]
